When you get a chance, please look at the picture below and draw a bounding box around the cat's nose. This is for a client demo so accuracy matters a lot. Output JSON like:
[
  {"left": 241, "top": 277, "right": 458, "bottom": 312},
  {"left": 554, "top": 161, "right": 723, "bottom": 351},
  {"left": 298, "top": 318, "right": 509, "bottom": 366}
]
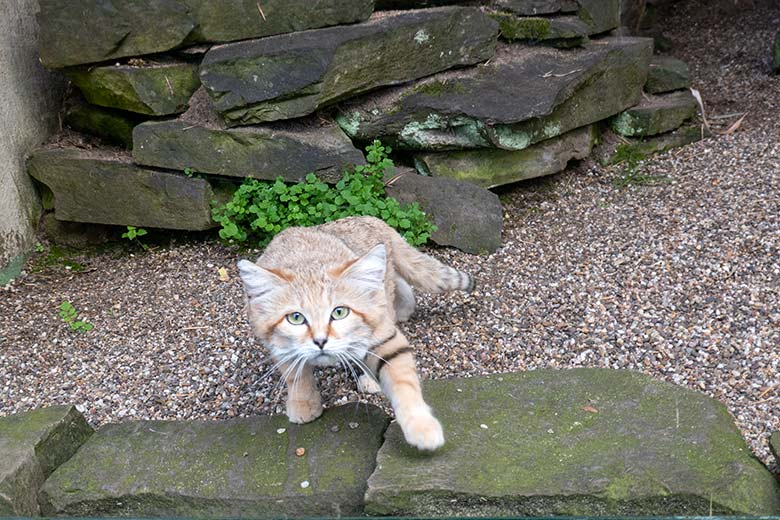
[{"left": 313, "top": 337, "right": 328, "bottom": 350}]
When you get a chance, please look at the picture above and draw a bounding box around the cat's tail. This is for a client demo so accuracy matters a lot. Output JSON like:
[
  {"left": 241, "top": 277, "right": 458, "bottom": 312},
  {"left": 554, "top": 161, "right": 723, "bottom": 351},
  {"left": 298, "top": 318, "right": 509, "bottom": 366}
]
[{"left": 388, "top": 228, "right": 475, "bottom": 294}]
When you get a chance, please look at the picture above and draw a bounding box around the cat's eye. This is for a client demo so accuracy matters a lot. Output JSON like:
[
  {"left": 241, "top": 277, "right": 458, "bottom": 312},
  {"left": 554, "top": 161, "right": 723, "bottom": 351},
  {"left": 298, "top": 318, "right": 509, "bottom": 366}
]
[
  {"left": 331, "top": 306, "right": 350, "bottom": 320},
  {"left": 286, "top": 312, "right": 306, "bottom": 325}
]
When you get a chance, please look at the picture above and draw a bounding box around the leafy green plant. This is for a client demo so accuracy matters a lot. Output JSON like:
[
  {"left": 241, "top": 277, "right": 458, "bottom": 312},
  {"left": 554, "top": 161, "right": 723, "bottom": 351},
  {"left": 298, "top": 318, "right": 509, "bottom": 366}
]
[
  {"left": 611, "top": 144, "right": 670, "bottom": 187},
  {"left": 59, "top": 301, "right": 94, "bottom": 333},
  {"left": 212, "top": 140, "right": 436, "bottom": 247},
  {"left": 35, "top": 242, "right": 44, "bottom": 253},
  {"left": 122, "top": 225, "right": 149, "bottom": 250},
  {"left": 183, "top": 167, "right": 196, "bottom": 177}
]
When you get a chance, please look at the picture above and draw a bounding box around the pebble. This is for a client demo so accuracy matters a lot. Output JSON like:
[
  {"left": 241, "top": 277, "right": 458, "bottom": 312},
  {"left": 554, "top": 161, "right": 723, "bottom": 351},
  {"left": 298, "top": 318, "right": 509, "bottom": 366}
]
[{"left": 295, "top": 447, "right": 305, "bottom": 457}]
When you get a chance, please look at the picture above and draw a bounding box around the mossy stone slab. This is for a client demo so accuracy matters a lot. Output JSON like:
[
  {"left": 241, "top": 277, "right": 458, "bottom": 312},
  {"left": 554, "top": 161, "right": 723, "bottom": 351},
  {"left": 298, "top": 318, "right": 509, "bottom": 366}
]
[
  {"left": 770, "top": 431, "right": 779, "bottom": 467},
  {"left": 37, "top": 0, "right": 373, "bottom": 69},
  {"left": 416, "top": 125, "right": 597, "bottom": 189},
  {"left": 133, "top": 119, "right": 364, "bottom": 184},
  {"left": 199, "top": 7, "right": 498, "bottom": 125},
  {"left": 0, "top": 406, "right": 94, "bottom": 516},
  {"left": 610, "top": 89, "right": 698, "bottom": 137},
  {"left": 385, "top": 168, "right": 503, "bottom": 254},
  {"left": 63, "top": 100, "right": 145, "bottom": 149},
  {"left": 645, "top": 55, "right": 691, "bottom": 93},
  {"left": 337, "top": 36, "right": 652, "bottom": 151},
  {"left": 365, "top": 369, "right": 780, "bottom": 516},
  {"left": 39, "top": 405, "right": 389, "bottom": 517},
  {"left": 67, "top": 62, "right": 200, "bottom": 116},
  {"left": 490, "top": 12, "right": 589, "bottom": 47},
  {"left": 597, "top": 123, "right": 704, "bottom": 166},
  {"left": 27, "top": 147, "right": 217, "bottom": 230},
  {"left": 490, "top": 0, "right": 580, "bottom": 15}
]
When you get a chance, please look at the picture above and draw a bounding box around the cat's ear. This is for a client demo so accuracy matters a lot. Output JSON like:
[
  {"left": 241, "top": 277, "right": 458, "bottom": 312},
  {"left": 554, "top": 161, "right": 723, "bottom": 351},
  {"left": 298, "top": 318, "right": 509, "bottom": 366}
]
[
  {"left": 341, "top": 244, "right": 386, "bottom": 291},
  {"left": 237, "top": 260, "right": 286, "bottom": 300}
]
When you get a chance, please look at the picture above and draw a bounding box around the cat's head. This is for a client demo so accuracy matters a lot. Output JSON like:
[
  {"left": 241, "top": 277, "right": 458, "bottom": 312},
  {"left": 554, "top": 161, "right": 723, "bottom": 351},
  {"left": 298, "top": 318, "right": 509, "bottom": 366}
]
[{"left": 237, "top": 244, "right": 388, "bottom": 368}]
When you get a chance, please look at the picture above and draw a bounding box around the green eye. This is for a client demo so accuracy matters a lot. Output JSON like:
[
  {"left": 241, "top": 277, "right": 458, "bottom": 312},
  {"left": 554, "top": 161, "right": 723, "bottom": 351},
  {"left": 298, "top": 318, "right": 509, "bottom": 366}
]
[
  {"left": 286, "top": 312, "right": 306, "bottom": 325},
  {"left": 331, "top": 306, "right": 350, "bottom": 320}
]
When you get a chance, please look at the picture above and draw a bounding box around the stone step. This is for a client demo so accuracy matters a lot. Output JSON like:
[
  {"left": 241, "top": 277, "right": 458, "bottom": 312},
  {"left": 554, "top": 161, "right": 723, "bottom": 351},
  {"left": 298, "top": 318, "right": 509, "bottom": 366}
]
[
  {"left": 336, "top": 36, "right": 652, "bottom": 151},
  {"left": 385, "top": 168, "right": 504, "bottom": 254},
  {"left": 610, "top": 89, "right": 698, "bottom": 137},
  {"left": 645, "top": 55, "right": 691, "bottom": 94},
  {"left": 415, "top": 124, "right": 597, "bottom": 188},
  {"left": 39, "top": 405, "right": 389, "bottom": 518},
  {"left": 132, "top": 90, "right": 365, "bottom": 183},
  {"left": 27, "top": 145, "right": 226, "bottom": 230},
  {"left": 199, "top": 7, "right": 498, "bottom": 125},
  {"left": 38, "top": 0, "right": 373, "bottom": 69},
  {"left": 66, "top": 59, "right": 201, "bottom": 116},
  {"left": 365, "top": 369, "right": 780, "bottom": 516},
  {"left": 0, "top": 406, "right": 93, "bottom": 516}
]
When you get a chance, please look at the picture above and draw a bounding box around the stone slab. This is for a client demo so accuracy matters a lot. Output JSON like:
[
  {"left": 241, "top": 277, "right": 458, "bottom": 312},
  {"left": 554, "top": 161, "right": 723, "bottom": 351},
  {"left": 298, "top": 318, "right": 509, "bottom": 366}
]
[
  {"left": 63, "top": 99, "right": 144, "bottom": 149},
  {"left": 610, "top": 89, "right": 697, "bottom": 137},
  {"left": 0, "top": 406, "right": 93, "bottom": 516},
  {"left": 385, "top": 168, "right": 503, "bottom": 254},
  {"left": 39, "top": 405, "right": 389, "bottom": 517},
  {"left": 27, "top": 147, "right": 218, "bottom": 230},
  {"left": 645, "top": 55, "right": 691, "bottom": 93},
  {"left": 365, "top": 369, "right": 780, "bottom": 516},
  {"left": 133, "top": 119, "right": 364, "bottom": 184},
  {"left": 66, "top": 61, "right": 201, "bottom": 116},
  {"left": 416, "top": 124, "right": 597, "bottom": 188},
  {"left": 770, "top": 431, "right": 779, "bottom": 467},
  {"left": 774, "top": 30, "right": 780, "bottom": 74},
  {"left": 199, "top": 7, "right": 498, "bottom": 125},
  {"left": 597, "top": 123, "right": 704, "bottom": 166},
  {"left": 490, "top": 0, "right": 580, "bottom": 15},
  {"left": 37, "top": 0, "right": 373, "bottom": 69},
  {"left": 490, "top": 12, "right": 590, "bottom": 46},
  {"left": 336, "top": 36, "right": 652, "bottom": 151}
]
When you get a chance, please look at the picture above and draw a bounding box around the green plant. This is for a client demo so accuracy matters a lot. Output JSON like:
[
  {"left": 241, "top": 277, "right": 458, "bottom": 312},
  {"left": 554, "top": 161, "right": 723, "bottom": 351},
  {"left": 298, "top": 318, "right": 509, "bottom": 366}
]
[
  {"left": 122, "top": 225, "right": 149, "bottom": 250},
  {"left": 611, "top": 144, "right": 670, "bottom": 187},
  {"left": 59, "top": 301, "right": 94, "bottom": 333},
  {"left": 35, "top": 242, "right": 44, "bottom": 253},
  {"left": 212, "top": 140, "right": 436, "bottom": 247},
  {"left": 183, "top": 167, "right": 195, "bottom": 177}
]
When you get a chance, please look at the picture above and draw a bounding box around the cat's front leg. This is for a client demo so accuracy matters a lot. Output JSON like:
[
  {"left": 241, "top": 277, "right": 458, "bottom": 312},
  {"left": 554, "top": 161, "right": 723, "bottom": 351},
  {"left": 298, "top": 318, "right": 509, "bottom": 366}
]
[
  {"left": 280, "top": 360, "right": 323, "bottom": 423},
  {"left": 371, "top": 329, "right": 444, "bottom": 450}
]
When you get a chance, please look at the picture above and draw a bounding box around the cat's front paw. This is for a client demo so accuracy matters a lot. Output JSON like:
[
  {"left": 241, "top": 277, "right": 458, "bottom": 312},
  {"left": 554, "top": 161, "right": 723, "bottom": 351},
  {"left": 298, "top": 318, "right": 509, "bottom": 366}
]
[
  {"left": 401, "top": 412, "right": 445, "bottom": 451},
  {"left": 358, "top": 373, "right": 382, "bottom": 394},
  {"left": 287, "top": 398, "right": 323, "bottom": 424}
]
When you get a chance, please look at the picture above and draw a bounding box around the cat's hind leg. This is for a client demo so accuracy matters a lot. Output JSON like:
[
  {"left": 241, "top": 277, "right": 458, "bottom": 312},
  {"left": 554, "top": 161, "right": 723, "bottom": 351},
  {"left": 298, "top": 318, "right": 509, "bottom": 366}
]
[{"left": 394, "top": 276, "right": 415, "bottom": 322}]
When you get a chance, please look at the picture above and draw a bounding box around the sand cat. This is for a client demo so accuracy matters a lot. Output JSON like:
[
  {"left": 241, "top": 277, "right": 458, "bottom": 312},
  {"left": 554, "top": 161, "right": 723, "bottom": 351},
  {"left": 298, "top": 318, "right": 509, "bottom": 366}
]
[{"left": 238, "top": 216, "right": 473, "bottom": 450}]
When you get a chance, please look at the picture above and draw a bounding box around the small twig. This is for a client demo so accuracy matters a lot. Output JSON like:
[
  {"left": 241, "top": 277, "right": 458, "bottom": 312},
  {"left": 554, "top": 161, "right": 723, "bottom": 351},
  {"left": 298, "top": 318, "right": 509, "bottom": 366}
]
[
  {"left": 164, "top": 76, "right": 174, "bottom": 95},
  {"left": 383, "top": 171, "right": 411, "bottom": 187},
  {"left": 256, "top": 3, "right": 266, "bottom": 20},
  {"left": 182, "top": 326, "right": 210, "bottom": 331},
  {"left": 542, "top": 68, "right": 582, "bottom": 78}
]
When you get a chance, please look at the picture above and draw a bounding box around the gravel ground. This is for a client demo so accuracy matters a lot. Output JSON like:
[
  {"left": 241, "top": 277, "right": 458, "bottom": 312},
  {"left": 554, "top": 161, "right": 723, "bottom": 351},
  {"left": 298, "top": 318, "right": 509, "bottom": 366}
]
[{"left": 1, "top": 0, "right": 778, "bottom": 471}]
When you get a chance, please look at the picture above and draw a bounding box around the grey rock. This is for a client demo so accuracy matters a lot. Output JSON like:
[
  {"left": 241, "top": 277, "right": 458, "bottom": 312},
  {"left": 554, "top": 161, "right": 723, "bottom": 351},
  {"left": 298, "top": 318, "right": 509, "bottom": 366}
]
[
  {"left": 386, "top": 168, "right": 503, "bottom": 254},
  {"left": 37, "top": 0, "right": 373, "bottom": 69},
  {"left": 27, "top": 147, "right": 219, "bottom": 230},
  {"left": 66, "top": 61, "right": 201, "bottom": 116},
  {"left": 39, "top": 213, "right": 115, "bottom": 249},
  {"left": 415, "top": 125, "right": 597, "bottom": 188},
  {"left": 133, "top": 119, "right": 364, "bottom": 184},
  {"left": 39, "top": 405, "right": 389, "bottom": 517},
  {"left": 199, "top": 7, "right": 498, "bottom": 125},
  {"left": 63, "top": 98, "right": 145, "bottom": 149},
  {"left": 770, "top": 432, "right": 779, "bottom": 467},
  {"left": 337, "top": 36, "right": 653, "bottom": 151},
  {"left": 773, "top": 30, "right": 780, "bottom": 74},
  {"left": 0, "top": 406, "right": 93, "bottom": 516},
  {"left": 645, "top": 55, "right": 691, "bottom": 93},
  {"left": 490, "top": 0, "right": 580, "bottom": 15},
  {"left": 595, "top": 123, "right": 705, "bottom": 166},
  {"left": 610, "top": 89, "right": 698, "bottom": 137},
  {"left": 365, "top": 369, "right": 780, "bottom": 516}
]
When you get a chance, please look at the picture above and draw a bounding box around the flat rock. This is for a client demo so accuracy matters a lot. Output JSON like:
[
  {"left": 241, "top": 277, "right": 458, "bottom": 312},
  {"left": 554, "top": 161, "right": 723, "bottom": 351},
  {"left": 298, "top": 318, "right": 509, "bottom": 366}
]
[
  {"left": 596, "top": 123, "right": 704, "bottom": 166},
  {"left": 416, "top": 125, "right": 597, "bottom": 188},
  {"left": 645, "top": 55, "right": 691, "bottom": 93},
  {"left": 37, "top": 0, "right": 373, "bottom": 69},
  {"left": 66, "top": 60, "right": 201, "bottom": 116},
  {"left": 27, "top": 146, "right": 221, "bottom": 230},
  {"left": 39, "top": 405, "right": 389, "bottom": 517},
  {"left": 610, "top": 89, "right": 697, "bottom": 137},
  {"left": 63, "top": 98, "right": 145, "bottom": 149},
  {"left": 490, "top": 0, "right": 620, "bottom": 44},
  {"left": 375, "top": 0, "right": 465, "bottom": 8},
  {"left": 774, "top": 30, "right": 780, "bottom": 74},
  {"left": 385, "top": 168, "right": 503, "bottom": 254},
  {"left": 490, "top": 0, "right": 580, "bottom": 15},
  {"left": 40, "top": 213, "right": 116, "bottom": 249},
  {"left": 770, "top": 432, "right": 779, "bottom": 467},
  {"left": 337, "top": 36, "right": 652, "bottom": 151},
  {"left": 365, "top": 369, "right": 780, "bottom": 516},
  {"left": 199, "top": 7, "right": 498, "bottom": 125},
  {"left": 132, "top": 92, "right": 364, "bottom": 183},
  {"left": 0, "top": 406, "right": 93, "bottom": 516}
]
